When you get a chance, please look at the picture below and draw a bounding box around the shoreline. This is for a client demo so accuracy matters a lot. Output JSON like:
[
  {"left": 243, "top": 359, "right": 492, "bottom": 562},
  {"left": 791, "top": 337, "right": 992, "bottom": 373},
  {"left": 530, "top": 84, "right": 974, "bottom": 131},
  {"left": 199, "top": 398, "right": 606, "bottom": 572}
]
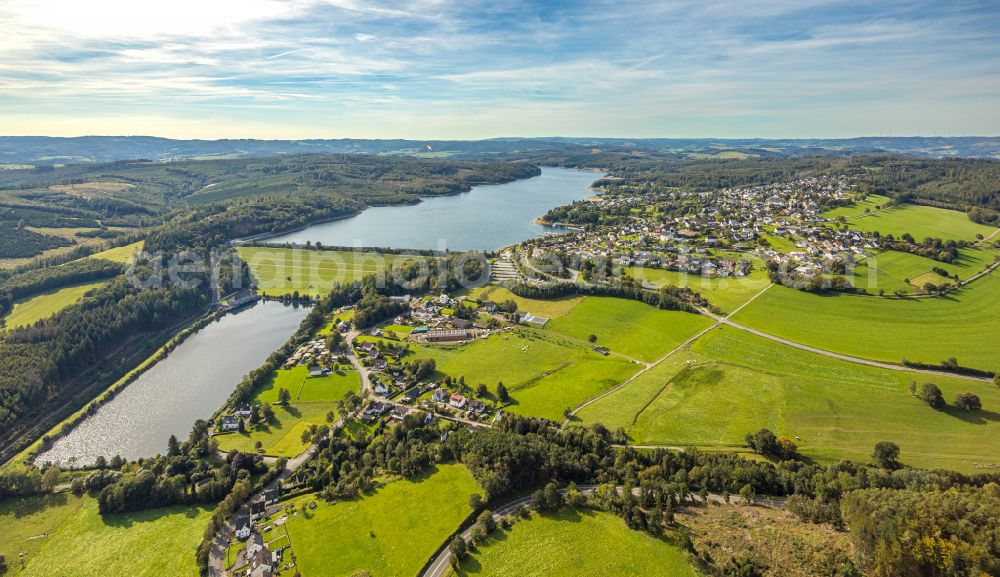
[
  {"left": 238, "top": 166, "right": 599, "bottom": 246},
  {"left": 237, "top": 169, "right": 545, "bottom": 244}
]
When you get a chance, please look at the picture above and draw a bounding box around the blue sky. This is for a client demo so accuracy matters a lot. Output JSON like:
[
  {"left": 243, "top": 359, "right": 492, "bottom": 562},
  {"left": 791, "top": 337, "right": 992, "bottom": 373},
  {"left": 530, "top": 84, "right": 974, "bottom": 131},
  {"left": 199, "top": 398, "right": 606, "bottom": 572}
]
[{"left": 1, "top": 0, "right": 998, "bottom": 138}]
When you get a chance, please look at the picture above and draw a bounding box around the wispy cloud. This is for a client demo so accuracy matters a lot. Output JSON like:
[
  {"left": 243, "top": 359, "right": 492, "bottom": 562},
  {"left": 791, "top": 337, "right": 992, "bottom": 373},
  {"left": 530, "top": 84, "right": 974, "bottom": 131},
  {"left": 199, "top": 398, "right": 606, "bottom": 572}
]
[{"left": 0, "top": 0, "right": 998, "bottom": 138}]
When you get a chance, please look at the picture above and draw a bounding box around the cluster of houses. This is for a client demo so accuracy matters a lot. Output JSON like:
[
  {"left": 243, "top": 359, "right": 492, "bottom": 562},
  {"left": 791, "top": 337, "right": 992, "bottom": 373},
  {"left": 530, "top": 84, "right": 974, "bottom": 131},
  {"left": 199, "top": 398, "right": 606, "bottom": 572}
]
[
  {"left": 431, "top": 387, "right": 488, "bottom": 416},
  {"left": 230, "top": 488, "right": 283, "bottom": 577},
  {"left": 513, "top": 175, "right": 876, "bottom": 281},
  {"left": 283, "top": 338, "right": 334, "bottom": 370}
]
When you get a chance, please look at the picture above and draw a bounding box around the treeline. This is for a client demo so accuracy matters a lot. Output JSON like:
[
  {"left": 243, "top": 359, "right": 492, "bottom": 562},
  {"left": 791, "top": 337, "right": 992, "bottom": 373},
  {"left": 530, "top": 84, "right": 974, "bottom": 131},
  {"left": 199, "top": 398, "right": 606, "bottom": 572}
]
[
  {"left": 288, "top": 413, "right": 1000, "bottom": 577},
  {"left": 95, "top": 422, "right": 268, "bottom": 514},
  {"left": 0, "top": 271, "right": 207, "bottom": 438},
  {"left": 0, "top": 257, "right": 124, "bottom": 320},
  {"left": 0, "top": 224, "right": 71, "bottom": 258},
  {"left": 880, "top": 234, "right": 970, "bottom": 263},
  {"left": 500, "top": 279, "right": 702, "bottom": 312},
  {"left": 144, "top": 194, "right": 361, "bottom": 254},
  {"left": 841, "top": 486, "right": 1000, "bottom": 576}
]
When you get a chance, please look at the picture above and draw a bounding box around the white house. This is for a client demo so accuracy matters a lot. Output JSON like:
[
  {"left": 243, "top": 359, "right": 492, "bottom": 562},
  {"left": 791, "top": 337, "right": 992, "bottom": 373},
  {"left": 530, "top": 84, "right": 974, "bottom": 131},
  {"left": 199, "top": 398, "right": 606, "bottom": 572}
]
[
  {"left": 449, "top": 393, "right": 467, "bottom": 409},
  {"left": 233, "top": 516, "right": 252, "bottom": 540}
]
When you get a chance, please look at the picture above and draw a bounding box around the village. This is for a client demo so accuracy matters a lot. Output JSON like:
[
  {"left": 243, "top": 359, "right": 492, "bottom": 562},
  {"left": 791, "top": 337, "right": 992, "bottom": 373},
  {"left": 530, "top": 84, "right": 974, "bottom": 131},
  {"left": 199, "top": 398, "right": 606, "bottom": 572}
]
[{"left": 515, "top": 175, "right": 881, "bottom": 283}]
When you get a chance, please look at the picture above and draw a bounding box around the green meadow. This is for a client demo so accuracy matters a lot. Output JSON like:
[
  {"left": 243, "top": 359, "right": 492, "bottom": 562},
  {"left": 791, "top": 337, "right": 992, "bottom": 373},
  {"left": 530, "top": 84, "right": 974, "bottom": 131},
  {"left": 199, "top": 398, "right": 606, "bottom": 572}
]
[
  {"left": 285, "top": 463, "right": 480, "bottom": 577},
  {"left": 410, "top": 329, "right": 640, "bottom": 421},
  {"left": 3, "top": 493, "right": 210, "bottom": 577},
  {"left": 821, "top": 194, "right": 893, "bottom": 219},
  {"left": 463, "top": 285, "right": 584, "bottom": 318},
  {"left": 237, "top": 246, "right": 427, "bottom": 296},
  {"left": 545, "top": 297, "right": 714, "bottom": 362},
  {"left": 2, "top": 280, "right": 106, "bottom": 329},
  {"left": 830, "top": 246, "right": 998, "bottom": 294},
  {"left": 453, "top": 508, "right": 700, "bottom": 577},
  {"left": 87, "top": 240, "right": 143, "bottom": 263},
  {"left": 732, "top": 274, "right": 1000, "bottom": 370},
  {"left": 578, "top": 327, "right": 1000, "bottom": 472},
  {"left": 824, "top": 202, "right": 995, "bottom": 242},
  {"left": 625, "top": 266, "right": 771, "bottom": 313},
  {"left": 216, "top": 365, "right": 360, "bottom": 457}
]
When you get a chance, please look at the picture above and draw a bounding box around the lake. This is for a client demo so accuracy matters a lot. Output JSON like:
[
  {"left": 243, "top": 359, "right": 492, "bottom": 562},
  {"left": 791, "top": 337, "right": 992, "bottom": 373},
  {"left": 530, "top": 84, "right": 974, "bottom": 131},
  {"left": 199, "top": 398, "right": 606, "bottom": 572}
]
[
  {"left": 265, "top": 167, "right": 601, "bottom": 251},
  {"left": 35, "top": 300, "right": 309, "bottom": 466}
]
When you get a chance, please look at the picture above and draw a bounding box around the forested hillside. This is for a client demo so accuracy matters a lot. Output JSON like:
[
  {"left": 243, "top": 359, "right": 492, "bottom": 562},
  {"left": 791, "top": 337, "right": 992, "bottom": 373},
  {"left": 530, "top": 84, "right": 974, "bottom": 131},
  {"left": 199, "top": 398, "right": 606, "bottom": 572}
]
[{"left": 0, "top": 154, "right": 540, "bottom": 260}]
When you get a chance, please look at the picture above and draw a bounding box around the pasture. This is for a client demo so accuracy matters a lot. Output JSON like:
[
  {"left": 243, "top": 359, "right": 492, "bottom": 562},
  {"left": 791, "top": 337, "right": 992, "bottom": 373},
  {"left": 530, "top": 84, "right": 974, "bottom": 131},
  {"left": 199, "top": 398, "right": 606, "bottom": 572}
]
[
  {"left": 237, "top": 246, "right": 427, "bottom": 296},
  {"left": 2, "top": 280, "right": 106, "bottom": 329},
  {"left": 216, "top": 366, "right": 359, "bottom": 456},
  {"left": 453, "top": 508, "right": 700, "bottom": 577},
  {"left": 285, "top": 464, "right": 480, "bottom": 577},
  {"left": 625, "top": 265, "right": 771, "bottom": 313},
  {"left": 410, "top": 329, "right": 640, "bottom": 421},
  {"left": 87, "top": 240, "right": 143, "bottom": 263},
  {"left": 840, "top": 246, "right": 998, "bottom": 294},
  {"left": 545, "top": 296, "right": 713, "bottom": 362},
  {"left": 824, "top": 202, "right": 995, "bottom": 242},
  {"left": 821, "top": 194, "right": 893, "bottom": 219},
  {"left": 462, "top": 285, "right": 583, "bottom": 318},
  {"left": 731, "top": 274, "right": 1000, "bottom": 370},
  {"left": 6, "top": 494, "right": 210, "bottom": 577},
  {"left": 578, "top": 326, "right": 1000, "bottom": 471}
]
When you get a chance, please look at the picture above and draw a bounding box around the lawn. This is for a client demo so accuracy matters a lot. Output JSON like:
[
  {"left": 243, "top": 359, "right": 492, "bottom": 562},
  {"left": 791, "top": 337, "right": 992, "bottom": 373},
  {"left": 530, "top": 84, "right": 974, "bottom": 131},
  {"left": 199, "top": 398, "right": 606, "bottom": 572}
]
[
  {"left": 2, "top": 280, "right": 106, "bottom": 329},
  {"left": 625, "top": 266, "right": 771, "bottom": 313},
  {"left": 578, "top": 326, "right": 1000, "bottom": 472},
  {"left": 545, "top": 297, "right": 714, "bottom": 362},
  {"left": 452, "top": 508, "right": 700, "bottom": 577},
  {"left": 256, "top": 365, "right": 360, "bottom": 404},
  {"left": 237, "top": 246, "right": 427, "bottom": 296},
  {"left": 461, "top": 285, "right": 584, "bottom": 318},
  {"left": 759, "top": 231, "right": 800, "bottom": 254},
  {"left": 824, "top": 202, "right": 995, "bottom": 242},
  {"left": 408, "top": 329, "right": 640, "bottom": 421},
  {"left": 6, "top": 494, "right": 211, "bottom": 577},
  {"left": 731, "top": 273, "right": 1000, "bottom": 370},
  {"left": 284, "top": 463, "right": 481, "bottom": 577},
  {"left": 216, "top": 366, "right": 359, "bottom": 456}
]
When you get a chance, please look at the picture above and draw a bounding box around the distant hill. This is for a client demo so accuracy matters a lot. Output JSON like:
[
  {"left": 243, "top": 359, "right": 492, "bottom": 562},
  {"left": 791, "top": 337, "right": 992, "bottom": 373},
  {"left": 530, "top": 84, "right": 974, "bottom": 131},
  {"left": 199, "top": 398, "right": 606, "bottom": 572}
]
[{"left": 1, "top": 135, "right": 998, "bottom": 165}]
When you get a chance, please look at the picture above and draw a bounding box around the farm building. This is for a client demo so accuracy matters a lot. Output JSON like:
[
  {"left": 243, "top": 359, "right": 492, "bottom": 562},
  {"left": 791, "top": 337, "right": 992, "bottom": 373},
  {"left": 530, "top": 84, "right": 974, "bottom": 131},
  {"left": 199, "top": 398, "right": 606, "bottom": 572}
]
[{"left": 425, "top": 328, "right": 472, "bottom": 342}]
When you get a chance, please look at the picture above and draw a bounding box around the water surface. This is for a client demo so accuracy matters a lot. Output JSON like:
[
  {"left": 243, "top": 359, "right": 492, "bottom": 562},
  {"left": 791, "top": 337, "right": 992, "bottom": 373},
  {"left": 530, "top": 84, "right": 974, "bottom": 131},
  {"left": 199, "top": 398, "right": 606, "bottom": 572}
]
[
  {"left": 266, "top": 167, "right": 600, "bottom": 251},
  {"left": 36, "top": 300, "right": 309, "bottom": 466}
]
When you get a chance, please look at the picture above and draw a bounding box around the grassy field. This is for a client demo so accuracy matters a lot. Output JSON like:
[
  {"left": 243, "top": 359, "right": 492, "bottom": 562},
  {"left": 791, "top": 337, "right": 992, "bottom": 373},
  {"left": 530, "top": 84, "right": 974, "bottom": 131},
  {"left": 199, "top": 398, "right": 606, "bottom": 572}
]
[
  {"left": 545, "top": 297, "right": 713, "bottom": 362},
  {"left": 732, "top": 274, "right": 1000, "bottom": 370},
  {"left": 824, "top": 202, "right": 995, "bottom": 242},
  {"left": 452, "top": 508, "right": 700, "bottom": 577},
  {"left": 462, "top": 285, "right": 584, "bottom": 318},
  {"left": 2, "top": 280, "right": 106, "bottom": 329},
  {"left": 409, "top": 329, "right": 640, "bottom": 421},
  {"left": 284, "top": 463, "right": 480, "bottom": 577},
  {"left": 3, "top": 493, "right": 211, "bottom": 577},
  {"left": 845, "top": 246, "right": 1000, "bottom": 294},
  {"left": 578, "top": 326, "right": 1000, "bottom": 471},
  {"left": 87, "top": 240, "right": 143, "bottom": 263},
  {"left": 216, "top": 366, "right": 360, "bottom": 456},
  {"left": 237, "top": 246, "right": 426, "bottom": 296},
  {"left": 759, "top": 232, "right": 800, "bottom": 254},
  {"left": 625, "top": 266, "right": 771, "bottom": 313},
  {"left": 821, "top": 194, "right": 893, "bottom": 219}
]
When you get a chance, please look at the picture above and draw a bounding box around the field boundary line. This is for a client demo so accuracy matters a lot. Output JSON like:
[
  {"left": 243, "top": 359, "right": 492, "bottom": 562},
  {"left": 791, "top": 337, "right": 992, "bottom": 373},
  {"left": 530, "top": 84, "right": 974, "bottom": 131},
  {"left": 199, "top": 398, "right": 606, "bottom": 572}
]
[
  {"left": 567, "top": 320, "right": 720, "bottom": 419},
  {"left": 714, "top": 317, "right": 992, "bottom": 383}
]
